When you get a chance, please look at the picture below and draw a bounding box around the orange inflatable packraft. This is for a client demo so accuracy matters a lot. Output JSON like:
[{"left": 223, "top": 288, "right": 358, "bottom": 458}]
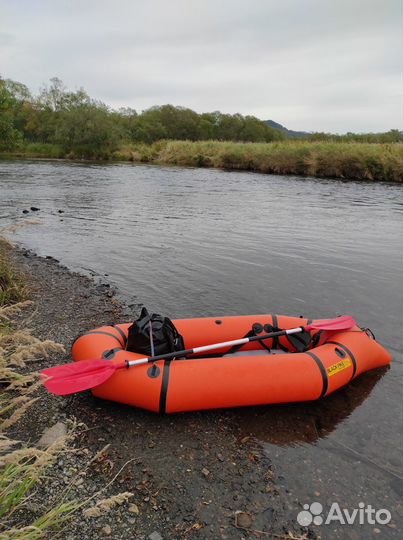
[{"left": 71, "top": 314, "right": 391, "bottom": 413}]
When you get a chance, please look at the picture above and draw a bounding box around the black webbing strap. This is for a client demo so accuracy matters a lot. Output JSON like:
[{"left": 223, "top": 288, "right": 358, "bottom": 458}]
[
  {"left": 265, "top": 317, "right": 289, "bottom": 352},
  {"left": 311, "top": 330, "right": 324, "bottom": 348},
  {"left": 258, "top": 339, "right": 272, "bottom": 352},
  {"left": 225, "top": 323, "right": 271, "bottom": 355},
  {"left": 287, "top": 330, "right": 312, "bottom": 352},
  {"left": 225, "top": 329, "right": 256, "bottom": 355}
]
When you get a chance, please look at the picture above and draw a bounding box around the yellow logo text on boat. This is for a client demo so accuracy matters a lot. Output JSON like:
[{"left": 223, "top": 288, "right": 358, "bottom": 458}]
[{"left": 327, "top": 358, "right": 352, "bottom": 377}]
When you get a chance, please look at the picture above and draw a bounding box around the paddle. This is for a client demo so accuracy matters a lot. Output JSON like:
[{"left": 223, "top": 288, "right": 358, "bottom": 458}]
[{"left": 41, "top": 315, "right": 355, "bottom": 396}]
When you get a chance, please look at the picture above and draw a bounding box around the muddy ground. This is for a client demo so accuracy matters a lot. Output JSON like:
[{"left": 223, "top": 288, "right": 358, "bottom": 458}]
[{"left": 8, "top": 247, "right": 314, "bottom": 540}]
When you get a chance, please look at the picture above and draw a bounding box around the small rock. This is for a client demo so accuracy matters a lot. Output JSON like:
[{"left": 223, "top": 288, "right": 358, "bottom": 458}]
[
  {"left": 30, "top": 206, "right": 40, "bottom": 211},
  {"left": 235, "top": 511, "right": 253, "bottom": 529},
  {"left": 102, "top": 525, "right": 112, "bottom": 536},
  {"left": 37, "top": 422, "right": 67, "bottom": 448},
  {"left": 201, "top": 467, "right": 210, "bottom": 477},
  {"left": 216, "top": 453, "right": 224, "bottom": 462},
  {"left": 128, "top": 503, "right": 139, "bottom": 514},
  {"left": 148, "top": 532, "right": 163, "bottom": 540}
]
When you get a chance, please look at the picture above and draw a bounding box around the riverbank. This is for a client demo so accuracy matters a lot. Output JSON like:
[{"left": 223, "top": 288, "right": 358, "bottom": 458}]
[
  {"left": 2, "top": 139, "right": 402, "bottom": 183},
  {"left": 0, "top": 241, "right": 311, "bottom": 540}
]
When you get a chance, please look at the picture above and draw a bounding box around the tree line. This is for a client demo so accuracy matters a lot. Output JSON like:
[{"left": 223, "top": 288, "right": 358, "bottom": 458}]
[
  {"left": 305, "top": 131, "right": 402, "bottom": 143},
  {"left": 0, "top": 76, "right": 284, "bottom": 158},
  {"left": 1, "top": 76, "right": 401, "bottom": 159}
]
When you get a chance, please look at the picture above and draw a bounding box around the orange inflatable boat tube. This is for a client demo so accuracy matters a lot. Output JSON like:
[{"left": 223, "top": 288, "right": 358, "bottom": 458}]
[{"left": 71, "top": 314, "right": 391, "bottom": 413}]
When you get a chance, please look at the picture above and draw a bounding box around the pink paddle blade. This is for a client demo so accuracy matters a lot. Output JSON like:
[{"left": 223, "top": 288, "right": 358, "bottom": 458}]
[
  {"left": 40, "top": 359, "right": 119, "bottom": 396},
  {"left": 307, "top": 315, "right": 356, "bottom": 332}
]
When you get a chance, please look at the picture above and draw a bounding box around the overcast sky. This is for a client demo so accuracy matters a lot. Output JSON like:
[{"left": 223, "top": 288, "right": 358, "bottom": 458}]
[{"left": 1, "top": 0, "right": 402, "bottom": 133}]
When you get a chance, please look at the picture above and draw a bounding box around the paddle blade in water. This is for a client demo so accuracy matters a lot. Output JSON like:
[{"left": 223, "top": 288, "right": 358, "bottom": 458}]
[
  {"left": 307, "top": 315, "right": 355, "bottom": 332},
  {"left": 40, "top": 359, "right": 120, "bottom": 396}
]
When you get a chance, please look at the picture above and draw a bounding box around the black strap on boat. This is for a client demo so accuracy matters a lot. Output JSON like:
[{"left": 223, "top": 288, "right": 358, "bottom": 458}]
[
  {"left": 225, "top": 323, "right": 271, "bottom": 355},
  {"left": 159, "top": 360, "right": 171, "bottom": 414},
  {"left": 268, "top": 316, "right": 311, "bottom": 352},
  {"left": 265, "top": 317, "right": 288, "bottom": 352},
  {"left": 271, "top": 315, "right": 281, "bottom": 349},
  {"left": 311, "top": 330, "right": 324, "bottom": 348},
  {"left": 159, "top": 360, "right": 172, "bottom": 414},
  {"left": 110, "top": 324, "right": 127, "bottom": 345},
  {"left": 271, "top": 316, "right": 288, "bottom": 351},
  {"left": 81, "top": 331, "right": 124, "bottom": 347},
  {"left": 306, "top": 351, "right": 328, "bottom": 398},
  {"left": 287, "top": 330, "right": 312, "bottom": 352}
]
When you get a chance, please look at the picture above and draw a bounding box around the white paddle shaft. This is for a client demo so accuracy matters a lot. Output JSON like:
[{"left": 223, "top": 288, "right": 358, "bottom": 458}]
[{"left": 126, "top": 326, "right": 303, "bottom": 367}]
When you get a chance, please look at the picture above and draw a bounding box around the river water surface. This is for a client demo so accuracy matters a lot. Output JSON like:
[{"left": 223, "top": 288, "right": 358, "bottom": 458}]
[{"left": 1, "top": 160, "right": 402, "bottom": 537}]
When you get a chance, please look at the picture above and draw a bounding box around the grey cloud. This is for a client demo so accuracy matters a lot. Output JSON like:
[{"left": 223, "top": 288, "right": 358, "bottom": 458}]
[{"left": 0, "top": 0, "right": 401, "bottom": 132}]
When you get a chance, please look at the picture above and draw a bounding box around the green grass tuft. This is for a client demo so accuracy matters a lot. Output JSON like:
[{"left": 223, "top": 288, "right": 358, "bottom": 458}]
[{"left": 0, "top": 242, "right": 27, "bottom": 307}]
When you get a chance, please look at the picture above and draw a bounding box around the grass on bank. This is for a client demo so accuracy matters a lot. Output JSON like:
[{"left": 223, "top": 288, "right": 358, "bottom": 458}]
[
  {"left": 2, "top": 139, "right": 402, "bottom": 183},
  {"left": 0, "top": 236, "right": 137, "bottom": 539},
  {"left": 0, "top": 242, "right": 27, "bottom": 307},
  {"left": 0, "top": 237, "right": 78, "bottom": 540},
  {"left": 0, "top": 143, "right": 65, "bottom": 160},
  {"left": 114, "top": 140, "right": 403, "bottom": 183}
]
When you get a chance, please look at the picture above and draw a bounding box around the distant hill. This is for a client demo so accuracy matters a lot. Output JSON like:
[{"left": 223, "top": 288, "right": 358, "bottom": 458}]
[{"left": 265, "top": 120, "right": 308, "bottom": 139}]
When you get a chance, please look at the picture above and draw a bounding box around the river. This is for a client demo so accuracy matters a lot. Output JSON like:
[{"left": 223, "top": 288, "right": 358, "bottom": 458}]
[{"left": 1, "top": 159, "right": 402, "bottom": 537}]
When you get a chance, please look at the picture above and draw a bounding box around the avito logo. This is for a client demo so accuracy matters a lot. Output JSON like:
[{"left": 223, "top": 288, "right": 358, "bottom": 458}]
[{"left": 297, "top": 501, "right": 391, "bottom": 526}]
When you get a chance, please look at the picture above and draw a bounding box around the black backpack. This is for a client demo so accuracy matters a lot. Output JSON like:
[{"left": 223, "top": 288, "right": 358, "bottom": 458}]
[{"left": 126, "top": 307, "right": 185, "bottom": 357}]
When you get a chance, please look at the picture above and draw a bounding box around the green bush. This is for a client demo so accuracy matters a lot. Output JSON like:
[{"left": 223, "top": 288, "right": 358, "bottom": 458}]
[{"left": 23, "top": 143, "right": 65, "bottom": 158}]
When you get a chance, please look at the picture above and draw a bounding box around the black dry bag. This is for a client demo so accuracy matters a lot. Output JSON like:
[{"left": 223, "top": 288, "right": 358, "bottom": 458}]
[{"left": 126, "top": 307, "right": 185, "bottom": 356}]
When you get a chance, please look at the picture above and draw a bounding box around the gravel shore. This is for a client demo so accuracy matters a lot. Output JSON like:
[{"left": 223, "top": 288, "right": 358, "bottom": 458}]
[{"left": 8, "top": 246, "right": 313, "bottom": 540}]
